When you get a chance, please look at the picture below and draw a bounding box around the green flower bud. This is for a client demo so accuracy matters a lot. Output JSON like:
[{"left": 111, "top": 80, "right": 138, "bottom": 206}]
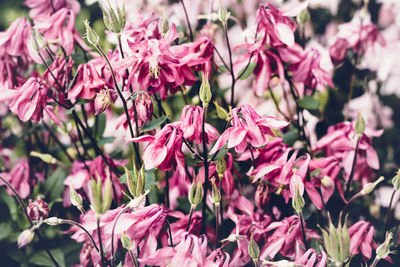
[
  {"left": 199, "top": 72, "right": 211, "bottom": 108},
  {"left": 189, "top": 181, "right": 203, "bottom": 208},
  {"left": 137, "top": 166, "right": 145, "bottom": 197},
  {"left": 211, "top": 178, "right": 221, "bottom": 205},
  {"left": 292, "top": 183, "right": 305, "bottom": 214},
  {"left": 69, "top": 185, "right": 84, "bottom": 213},
  {"left": 360, "top": 176, "right": 384, "bottom": 195},
  {"left": 376, "top": 232, "right": 393, "bottom": 259},
  {"left": 44, "top": 217, "right": 63, "bottom": 226},
  {"left": 296, "top": 8, "right": 310, "bottom": 25},
  {"left": 30, "top": 151, "right": 57, "bottom": 164},
  {"left": 355, "top": 113, "right": 365, "bottom": 136},
  {"left": 214, "top": 101, "right": 229, "bottom": 121},
  {"left": 248, "top": 233, "right": 260, "bottom": 262},
  {"left": 121, "top": 232, "right": 135, "bottom": 250},
  {"left": 99, "top": 0, "right": 126, "bottom": 34},
  {"left": 158, "top": 17, "right": 169, "bottom": 36},
  {"left": 217, "top": 5, "right": 230, "bottom": 26},
  {"left": 216, "top": 158, "right": 226, "bottom": 175},
  {"left": 124, "top": 166, "right": 137, "bottom": 198},
  {"left": 392, "top": 169, "right": 400, "bottom": 191},
  {"left": 83, "top": 20, "right": 99, "bottom": 46}
]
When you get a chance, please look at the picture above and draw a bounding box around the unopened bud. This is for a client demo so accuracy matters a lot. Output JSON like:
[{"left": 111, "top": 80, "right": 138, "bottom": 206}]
[
  {"left": 27, "top": 196, "right": 49, "bottom": 221},
  {"left": 44, "top": 217, "right": 63, "bottom": 226},
  {"left": 189, "top": 181, "right": 203, "bottom": 208},
  {"left": 99, "top": 0, "right": 126, "bottom": 34},
  {"left": 248, "top": 232, "right": 260, "bottom": 262},
  {"left": 18, "top": 229, "right": 35, "bottom": 248},
  {"left": 392, "top": 169, "right": 400, "bottom": 191},
  {"left": 121, "top": 232, "right": 135, "bottom": 250},
  {"left": 217, "top": 5, "right": 230, "bottom": 26},
  {"left": 199, "top": 72, "right": 211, "bottom": 108},
  {"left": 70, "top": 186, "right": 84, "bottom": 213},
  {"left": 30, "top": 151, "right": 57, "bottom": 164},
  {"left": 321, "top": 176, "right": 333, "bottom": 188},
  {"left": 216, "top": 158, "right": 226, "bottom": 175},
  {"left": 292, "top": 183, "right": 305, "bottom": 214},
  {"left": 83, "top": 20, "right": 99, "bottom": 46},
  {"left": 296, "top": 8, "right": 310, "bottom": 25},
  {"left": 135, "top": 91, "right": 153, "bottom": 123},
  {"left": 360, "top": 176, "right": 384, "bottom": 195},
  {"left": 158, "top": 17, "right": 169, "bottom": 35},
  {"left": 211, "top": 178, "right": 221, "bottom": 205},
  {"left": 214, "top": 101, "right": 229, "bottom": 121},
  {"left": 355, "top": 113, "right": 365, "bottom": 136},
  {"left": 376, "top": 232, "right": 393, "bottom": 259},
  {"left": 94, "top": 89, "right": 112, "bottom": 115}
]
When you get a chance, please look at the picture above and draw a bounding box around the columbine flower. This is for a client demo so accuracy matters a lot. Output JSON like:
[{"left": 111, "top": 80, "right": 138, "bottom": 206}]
[
  {"left": 0, "top": 17, "right": 32, "bottom": 57},
  {"left": 27, "top": 196, "right": 49, "bottom": 221},
  {"left": 24, "top": 0, "right": 81, "bottom": 21},
  {"left": 0, "top": 77, "right": 60, "bottom": 124},
  {"left": 130, "top": 123, "right": 185, "bottom": 176},
  {"left": 0, "top": 159, "right": 31, "bottom": 198},
  {"left": 177, "top": 105, "right": 219, "bottom": 144},
  {"left": 17, "top": 229, "right": 35, "bottom": 248},
  {"left": 294, "top": 248, "right": 327, "bottom": 267},
  {"left": 135, "top": 91, "right": 153, "bottom": 123},
  {"left": 94, "top": 89, "right": 112, "bottom": 115},
  {"left": 68, "top": 61, "right": 107, "bottom": 100},
  {"left": 348, "top": 220, "right": 376, "bottom": 260},
  {"left": 210, "top": 104, "right": 289, "bottom": 154}
]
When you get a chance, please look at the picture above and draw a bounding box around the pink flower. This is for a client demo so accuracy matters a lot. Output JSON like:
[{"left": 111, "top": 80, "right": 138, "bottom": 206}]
[
  {"left": 140, "top": 232, "right": 216, "bottom": 267},
  {"left": 27, "top": 196, "right": 49, "bottom": 221},
  {"left": 68, "top": 61, "right": 107, "bottom": 100},
  {"left": 348, "top": 220, "right": 376, "bottom": 260},
  {"left": 168, "top": 210, "right": 203, "bottom": 244},
  {"left": 135, "top": 91, "right": 153, "bottom": 123},
  {"left": 130, "top": 123, "right": 185, "bottom": 175},
  {"left": 0, "top": 77, "right": 60, "bottom": 124},
  {"left": 0, "top": 159, "right": 30, "bottom": 198},
  {"left": 295, "top": 248, "right": 327, "bottom": 267},
  {"left": 314, "top": 121, "right": 382, "bottom": 185},
  {"left": 17, "top": 229, "right": 35, "bottom": 248},
  {"left": 0, "top": 17, "right": 32, "bottom": 57},
  {"left": 25, "top": 0, "right": 81, "bottom": 20},
  {"left": 43, "top": 55, "right": 73, "bottom": 94},
  {"left": 177, "top": 105, "right": 219, "bottom": 144},
  {"left": 210, "top": 104, "right": 289, "bottom": 154},
  {"left": 260, "top": 215, "right": 319, "bottom": 260}
]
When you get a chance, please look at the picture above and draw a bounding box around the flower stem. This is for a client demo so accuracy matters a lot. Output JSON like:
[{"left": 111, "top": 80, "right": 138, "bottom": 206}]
[
  {"left": 344, "top": 136, "right": 361, "bottom": 199},
  {"left": 0, "top": 175, "right": 60, "bottom": 267},
  {"left": 96, "top": 216, "right": 106, "bottom": 267},
  {"left": 299, "top": 212, "right": 309, "bottom": 250},
  {"left": 110, "top": 205, "right": 130, "bottom": 267},
  {"left": 61, "top": 219, "right": 99, "bottom": 253},
  {"left": 201, "top": 106, "right": 210, "bottom": 235},
  {"left": 215, "top": 203, "right": 220, "bottom": 247},
  {"left": 179, "top": 0, "right": 193, "bottom": 41},
  {"left": 186, "top": 207, "right": 194, "bottom": 232},
  {"left": 223, "top": 23, "right": 236, "bottom": 107},
  {"left": 383, "top": 189, "right": 397, "bottom": 239}
]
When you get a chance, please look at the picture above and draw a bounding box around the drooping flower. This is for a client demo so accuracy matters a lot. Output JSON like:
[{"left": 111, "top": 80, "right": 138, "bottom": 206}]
[
  {"left": 0, "top": 17, "right": 32, "bottom": 58},
  {"left": 294, "top": 248, "right": 327, "bottom": 267},
  {"left": 27, "top": 196, "right": 49, "bottom": 221},
  {"left": 348, "top": 220, "right": 376, "bottom": 260},
  {"left": 0, "top": 159, "right": 31, "bottom": 198},
  {"left": 130, "top": 123, "right": 185, "bottom": 176},
  {"left": 177, "top": 105, "right": 219, "bottom": 144},
  {"left": 209, "top": 104, "right": 289, "bottom": 154},
  {"left": 25, "top": 0, "right": 81, "bottom": 21}
]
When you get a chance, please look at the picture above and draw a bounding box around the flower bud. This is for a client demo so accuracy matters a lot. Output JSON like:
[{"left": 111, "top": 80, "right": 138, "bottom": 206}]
[
  {"left": 102, "top": 177, "right": 113, "bottom": 213},
  {"left": 255, "top": 183, "right": 269, "bottom": 210},
  {"left": 31, "top": 29, "right": 46, "bottom": 53},
  {"left": 199, "top": 72, "right": 212, "bottom": 108},
  {"left": 321, "top": 176, "right": 333, "bottom": 188},
  {"left": 360, "top": 176, "right": 384, "bottom": 195},
  {"left": 216, "top": 158, "right": 226, "bottom": 175},
  {"left": 292, "top": 183, "right": 305, "bottom": 214},
  {"left": 70, "top": 185, "right": 84, "bottom": 213},
  {"left": 211, "top": 178, "right": 221, "bottom": 206},
  {"left": 99, "top": 0, "right": 126, "bottom": 34},
  {"left": 158, "top": 17, "right": 169, "bottom": 36},
  {"left": 355, "top": 113, "right": 365, "bottom": 136},
  {"left": 18, "top": 229, "right": 35, "bottom": 248},
  {"left": 214, "top": 101, "right": 229, "bottom": 121},
  {"left": 30, "top": 151, "right": 57, "bottom": 165},
  {"left": 217, "top": 5, "right": 230, "bottom": 26},
  {"left": 376, "top": 232, "right": 393, "bottom": 259},
  {"left": 121, "top": 232, "right": 135, "bottom": 250},
  {"left": 392, "top": 169, "right": 400, "bottom": 191},
  {"left": 27, "top": 196, "right": 49, "bottom": 221},
  {"left": 83, "top": 20, "right": 99, "bottom": 46},
  {"left": 296, "top": 8, "right": 310, "bottom": 25},
  {"left": 44, "top": 217, "right": 63, "bottom": 226},
  {"left": 189, "top": 181, "right": 203, "bottom": 208},
  {"left": 94, "top": 89, "right": 112, "bottom": 115},
  {"left": 135, "top": 91, "right": 153, "bottom": 123},
  {"left": 248, "top": 232, "right": 260, "bottom": 262}
]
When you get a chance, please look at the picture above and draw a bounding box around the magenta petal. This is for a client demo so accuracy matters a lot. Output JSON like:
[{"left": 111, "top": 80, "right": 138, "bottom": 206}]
[
  {"left": 143, "top": 144, "right": 168, "bottom": 170},
  {"left": 227, "top": 127, "right": 247, "bottom": 149}
]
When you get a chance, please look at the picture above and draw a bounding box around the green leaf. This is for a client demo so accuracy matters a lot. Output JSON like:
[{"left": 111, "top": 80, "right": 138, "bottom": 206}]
[
  {"left": 145, "top": 169, "right": 156, "bottom": 190},
  {"left": 97, "top": 136, "right": 116, "bottom": 145},
  {"left": 0, "top": 190, "right": 19, "bottom": 221},
  {"left": 283, "top": 127, "right": 299, "bottom": 146},
  {"left": 297, "top": 96, "right": 320, "bottom": 110},
  {"left": 29, "top": 249, "right": 65, "bottom": 267},
  {"left": 209, "top": 144, "right": 229, "bottom": 161},
  {"left": 95, "top": 113, "right": 106, "bottom": 138},
  {"left": 218, "top": 65, "right": 229, "bottom": 73},
  {"left": 0, "top": 222, "right": 11, "bottom": 240},
  {"left": 43, "top": 168, "right": 67, "bottom": 201},
  {"left": 141, "top": 116, "right": 168, "bottom": 132},
  {"left": 237, "top": 62, "right": 256, "bottom": 80}
]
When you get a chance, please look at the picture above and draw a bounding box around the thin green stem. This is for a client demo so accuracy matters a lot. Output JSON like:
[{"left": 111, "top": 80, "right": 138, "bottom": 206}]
[
  {"left": 201, "top": 106, "right": 210, "bottom": 235},
  {"left": 344, "top": 136, "right": 361, "bottom": 199},
  {"left": 61, "top": 219, "right": 99, "bottom": 253},
  {"left": 96, "top": 217, "right": 106, "bottom": 267},
  {"left": 299, "top": 212, "right": 309, "bottom": 250}
]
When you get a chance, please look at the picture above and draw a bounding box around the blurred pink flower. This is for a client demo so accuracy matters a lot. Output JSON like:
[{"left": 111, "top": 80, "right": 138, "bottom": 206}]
[
  {"left": 210, "top": 104, "right": 289, "bottom": 154},
  {"left": 0, "top": 159, "right": 30, "bottom": 199},
  {"left": 295, "top": 248, "right": 327, "bottom": 267},
  {"left": 349, "top": 220, "right": 376, "bottom": 260},
  {"left": 0, "top": 17, "right": 32, "bottom": 57},
  {"left": 25, "top": 0, "right": 81, "bottom": 20}
]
